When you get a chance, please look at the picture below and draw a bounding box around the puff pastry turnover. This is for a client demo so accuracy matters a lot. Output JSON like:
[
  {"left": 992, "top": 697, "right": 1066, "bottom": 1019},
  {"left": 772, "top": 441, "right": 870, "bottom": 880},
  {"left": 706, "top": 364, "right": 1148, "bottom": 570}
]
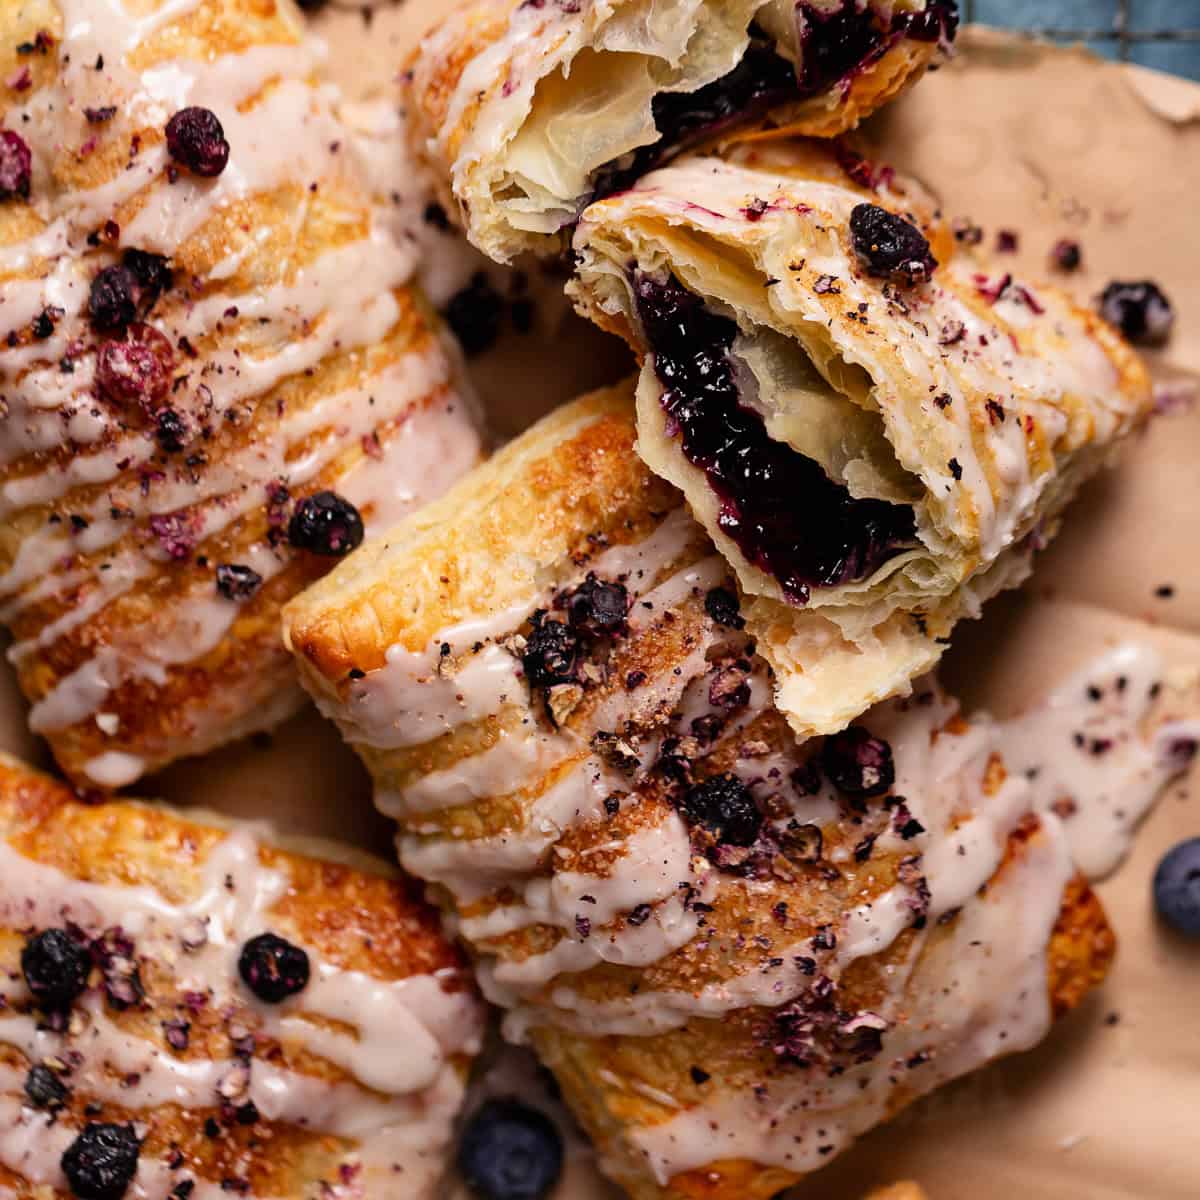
[
  {"left": 284, "top": 384, "right": 1116, "bottom": 1200},
  {"left": 0, "top": 0, "right": 483, "bottom": 790},
  {"left": 567, "top": 138, "right": 1152, "bottom": 736},
  {"left": 405, "top": 0, "right": 958, "bottom": 261},
  {"left": 0, "top": 751, "right": 484, "bottom": 1198}
]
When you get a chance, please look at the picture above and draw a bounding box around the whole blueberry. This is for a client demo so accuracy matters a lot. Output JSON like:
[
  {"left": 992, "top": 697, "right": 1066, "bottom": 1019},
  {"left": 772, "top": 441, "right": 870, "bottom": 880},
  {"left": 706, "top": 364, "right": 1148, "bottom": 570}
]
[
  {"left": 21, "top": 928, "right": 91, "bottom": 1010},
  {"left": 457, "top": 1098, "right": 564, "bottom": 1200},
  {"left": 821, "top": 725, "right": 894, "bottom": 799},
  {"left": 679, "top": 773, "right": 762, "bottom": 847},
  {"left": 1153, "top": 838, "right": 1200, "bottom": 937},
  {"left": 122, "top": 249, "right": 173, "bottom": 305},
  {"left": 521, "top": 614, "right": 579, "bottom": 689},
  {"left": 1098, "top": 280, "right": 1174, "bottom": 346},
  {"left": 564, "top": 574, "right": 628, "bottom": 636},
  {"left": 287, "top": 491, "right": 364, "bottom": 557},
  {"left": 215, "top": 563, "right": 263, "bottom": 601},
  {"left": 25, "top": 1063, "right": 70, "bottom": 1110},
  {"left": 238, "top": 932, "right": 309, "bottom": 1003},
  {"left": 88, "top": 266, "right": 138, "bottom": 333},
  {"left": 0, "top": 129, "right": 32, "bottom": 200},
  {"left": 443, "top": 272, "right": 504, "bottom": 357},
  {"left": 165, "top": 107, "right": 230, "bottom": 177},
  {"left": 61, "top": 1123, "right": 140, "bottom": 1200},
  {"left": 849, "top": 202, "right": 937, "bottom": 286}
]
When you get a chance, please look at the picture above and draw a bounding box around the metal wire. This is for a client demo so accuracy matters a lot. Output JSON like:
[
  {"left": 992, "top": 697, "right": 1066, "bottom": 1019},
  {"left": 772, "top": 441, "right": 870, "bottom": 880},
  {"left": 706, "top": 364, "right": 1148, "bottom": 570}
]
[{"left": 963, "top": 0, "right": 1200, "bottom": 64}]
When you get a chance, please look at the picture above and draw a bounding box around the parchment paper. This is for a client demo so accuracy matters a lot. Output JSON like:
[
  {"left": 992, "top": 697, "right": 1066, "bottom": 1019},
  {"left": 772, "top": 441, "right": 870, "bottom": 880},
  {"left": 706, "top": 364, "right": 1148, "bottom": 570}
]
[{"left": 2, "top": 13, "right": 1197, "bottom": 1199}]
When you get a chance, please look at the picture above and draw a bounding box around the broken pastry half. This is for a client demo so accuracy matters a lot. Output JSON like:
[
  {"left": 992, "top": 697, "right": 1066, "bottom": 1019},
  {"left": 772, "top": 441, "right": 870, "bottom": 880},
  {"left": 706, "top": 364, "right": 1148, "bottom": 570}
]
[
  {"left": 0, "top": 0, "right": 483, "bottom": 790},
  {"left": 405, "top": 0, "right": 958, "bottom": 261},
  {"left": 567, "top": 137, "right": 1152, "bottom": 736},
  {"left": 283, "top": 383, "right": 1114, "bottom": 1200},
  {"left": 0, "top": 750, "right": 483, "bottom": 1197}
]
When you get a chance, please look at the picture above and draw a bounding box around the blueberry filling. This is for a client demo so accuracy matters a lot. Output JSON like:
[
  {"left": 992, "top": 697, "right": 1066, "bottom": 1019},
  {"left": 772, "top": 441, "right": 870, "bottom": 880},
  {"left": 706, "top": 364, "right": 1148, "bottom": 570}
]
[
  {"left": 589, "top": 7, "right": 957, "bottom": 202},
  {"left": 634, "top": 272, "right": 915, "bottom": 604},
  {"left": 457, "top": 1097, "right": 564, "bottom": 1200}
]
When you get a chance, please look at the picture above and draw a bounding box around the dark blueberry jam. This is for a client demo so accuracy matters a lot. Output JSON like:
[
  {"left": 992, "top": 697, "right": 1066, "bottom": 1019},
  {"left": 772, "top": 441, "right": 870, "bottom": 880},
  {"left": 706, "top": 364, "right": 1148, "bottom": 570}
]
[{"left": 634, "top": 272, "right": 914, "bottom": 603}]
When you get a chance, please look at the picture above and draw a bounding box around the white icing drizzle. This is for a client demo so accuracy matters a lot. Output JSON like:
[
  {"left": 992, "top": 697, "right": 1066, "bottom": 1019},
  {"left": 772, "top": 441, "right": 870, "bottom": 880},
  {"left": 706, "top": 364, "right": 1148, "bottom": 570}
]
[
  {"left": 0, "top": 824, "right": 482, "bottom": 1197},
  {"left": 0, "top": 0, "right": 479, "bottom": 780}
]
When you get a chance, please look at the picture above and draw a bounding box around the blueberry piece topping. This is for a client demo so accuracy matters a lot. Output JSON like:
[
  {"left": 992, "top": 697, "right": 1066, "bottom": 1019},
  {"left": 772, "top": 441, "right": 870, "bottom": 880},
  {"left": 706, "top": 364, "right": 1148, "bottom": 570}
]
[
  {"left": 165, "top": 107, "right": 230, "bottom": 177},
  {"left": 215, "top": 563, "right": 263, "bottom": 601},
  {"left": 1153, "top": 837, "right": 1200, "bottom": 937},
  {"left": 703, "top": 585, "right": 744, "bottom": 629},
  {"left": 849, "top": 203, "right": 937, "bottom": 286},
  {"left": 237, "top": 933, "right": 310, "bottom": 1003},
  {"left": 287, "top": 491, "right": 364, "bottom": 557},
  {"left": 443, "top": 272, "right": 504, "bottom": 356},
  {"left": 154, "top": 406, "right": 189, "bottom": 454},
  {"left": 88, "top": 266, "right": 138, "bottom": 333},
  {"left": 521, "top": 613, "right": 579, "bottom": 689},
  {"left": 0, "top": 129, "right": 32, "bottom": 200},
  {"left": 25, "top": 1063, "right": 70, "bottom": 1110},
  {"left": 21, "top": 928, "right": 91, "bottom": 1010},
  {"left": 678, "top": 773, "right": 762, "bottom": 847},
  {"left": 457, "top": 1098, "right": 564, "bottom": 1200},
  {"left": 821, "top": 725, "right": 895, "bottom": 798},
  {"left": 1098, "top": 280, "right": 1174, "bottom": 346},
  {"left": 1052, "top": 239, "right": 1082, "bottom": 272},
  {"left": 96, "top": 324, "right": 174, "bottom": 409},
  {"left": 634, "top": 272, "right": 914, "bottom": 604},
  {"left": 564, "top": 574, "right": 629, "bottom": 636},
  {"left": 61, "top": 1123, "right": 140, "bottom": 1200},
  {"left": 121, "top": 249, "right": 173, "bottom": 302}
]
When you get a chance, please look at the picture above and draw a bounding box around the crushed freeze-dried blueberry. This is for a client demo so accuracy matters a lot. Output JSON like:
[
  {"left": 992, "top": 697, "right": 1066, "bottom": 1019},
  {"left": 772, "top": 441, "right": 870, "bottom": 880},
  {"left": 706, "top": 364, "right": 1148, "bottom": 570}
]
[
  {"left": 0, "top": 129, "right": 32, "bottom": 200},
  {"left": 1051, "top": 239, "right": 1081, "bottom": 272},
  {"left": 521, "top": 613, "right": 579, "bottom": 689},
  {"left": 1098, "top": 280, "right": 1174, "bottom": 346},
  {"left": 237, "top": 933, "right": 310, "bottom": 1003},
  {"left": 678, "top": 774, "right": 762, "bottom": 847},
  {"left": 22, "top": 928, "right": 91, "bottom": 1010},
  {"left": 165, "top": 107, "right": 230, "bottom": 177},
  {"left": 821, "top": 725, "right": 894, "bottom": 798},
  {"left": 154, "top": 407, "right": 188, "bottom": 454},
  {"left": 61, "top": 1122, "right": 140, "bottom": 1200},
  {"left": 287, "top": 491, "right": 364, "bottom": 556},
  {"left": 849, "top": 203, "right": 937, "bottom": 286},
  {"left": 215, "top": 563, "right": 263, "bottom": 601}
]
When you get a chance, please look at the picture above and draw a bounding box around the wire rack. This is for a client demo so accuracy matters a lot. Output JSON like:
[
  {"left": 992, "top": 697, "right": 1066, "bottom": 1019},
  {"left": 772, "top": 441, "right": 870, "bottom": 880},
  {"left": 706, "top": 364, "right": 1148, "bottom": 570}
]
[{"left": 965, "top": 0, "right": 1200, "bottom": 78}]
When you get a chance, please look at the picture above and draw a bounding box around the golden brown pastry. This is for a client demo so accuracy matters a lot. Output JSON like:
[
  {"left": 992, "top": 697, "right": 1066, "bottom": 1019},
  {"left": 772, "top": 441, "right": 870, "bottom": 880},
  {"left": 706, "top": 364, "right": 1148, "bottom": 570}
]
[
  {"left": 405, "top": 0, "right": 958, "bottom": 261},
  {"left": 0, "top": 751, "right": 484, "bottom": 1198},
  {"left": 0, "top": 0, "right": 483, "bottom": 790},
  {"left": 283, "top": 383, "right": 1117, "bottom": 1200},
  {"left": 567, "top": 137, "right": 1152, "bottom": 736}
]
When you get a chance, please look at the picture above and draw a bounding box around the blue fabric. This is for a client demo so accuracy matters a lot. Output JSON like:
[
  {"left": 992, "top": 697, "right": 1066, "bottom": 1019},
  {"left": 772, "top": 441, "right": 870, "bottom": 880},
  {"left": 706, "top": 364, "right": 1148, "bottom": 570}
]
[{"left": 968, "top": 0, "right": 1200, "bottom": 79}]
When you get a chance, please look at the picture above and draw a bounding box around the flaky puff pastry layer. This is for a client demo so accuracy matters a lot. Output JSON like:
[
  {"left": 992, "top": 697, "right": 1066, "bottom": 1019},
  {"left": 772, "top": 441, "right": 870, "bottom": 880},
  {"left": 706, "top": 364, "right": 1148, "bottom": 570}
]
[
  {"left": 404, "top": 0, "right": 956, "bottom": 262},
  {"left": 0, "top": 0, "right": 482, "bottom": 791},
  {"left": 567, "top": 137, "right": 1151, "bottom": 737},
  {"left": 0, "top": 751, "right": 483, "bottom": 1198},
  {"left": 284, "top": 383, "right": 1113, "bottom": 1200}
]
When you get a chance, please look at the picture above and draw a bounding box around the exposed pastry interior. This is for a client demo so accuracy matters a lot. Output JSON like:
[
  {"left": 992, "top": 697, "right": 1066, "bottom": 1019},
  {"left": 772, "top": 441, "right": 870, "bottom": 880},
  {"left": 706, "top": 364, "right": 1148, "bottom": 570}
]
[
  {"left": 405, "top": 0, "right": 959, "bottom": 260},
  {"left": 0, "top": 0, "right": 483, "bottom": 791},
  {"left": 282, "top": 383, "right": 1151, "bottom": 1200}
]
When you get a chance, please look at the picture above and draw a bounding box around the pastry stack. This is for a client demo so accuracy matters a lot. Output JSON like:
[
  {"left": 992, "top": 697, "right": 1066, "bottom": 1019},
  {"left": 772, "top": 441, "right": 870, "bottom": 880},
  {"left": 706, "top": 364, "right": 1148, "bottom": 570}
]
[{"left": 0, "top": 3, "right": 1188, "bottom": 1199}]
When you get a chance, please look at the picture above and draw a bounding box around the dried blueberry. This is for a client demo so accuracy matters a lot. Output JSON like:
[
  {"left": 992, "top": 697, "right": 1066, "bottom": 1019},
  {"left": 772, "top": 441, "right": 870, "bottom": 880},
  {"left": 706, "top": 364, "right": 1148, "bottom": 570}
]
[
  {"left": 96, "top": 324, "right": 174, "bottom": 409},
  {"left": 704, "top": 585, "right": 744, "bottom": 629},
  {"left": 1051, "top": 239, "right": 1082, "bottom": 272},
  {"left": 1153, "top": 837, "right": 1200, "bottom": 937},
  {"left": 238, "top": 932, "right": 309, "bottom": 1003},
  {"left": 564, "top": 574, "right": 628, "bottom": 636},
  {"left": 679, "top": 773, "right": 762, "bottom": 847},
  {"left": 0, "top": 129, "right": 32, "bottom": 200},
  {"left": 287, "top": 491, "right": 364, "bottom": 557},
  {"left": 21, "top": 928, "right": 90, "bottom": 1010},
  {"left": 521, "top": 613, "right": 579, "bottom": 689},
  {"left": 154, "top": 407, "right": 189, "bottom": 454},
  {"left": 165, "top": 107, "right": 230, "bottom": 177},
  {"left": 821, "top": 725, "right": 894, "bottom": 798},
  {"left": 443, "top": 272, "right": 504, "bottom": 356},
  {"left": 849, "top": 203, "right": 937, "bottom": 286},
  {"left": 1098, "top": 281, "right": 1174, "bottom": 346},
  {"left": 61, "top": 1122, "right": 140, "bottom": 1200},
  {"left": 122, "top": 249, "right": 173, "bottom": 305},
  {"left": 215, "top": 563, "right": 263, "bottom": 601},
  {"left": 88, "top": 266, "right": 138, "bottom": 332},
  {"left": 457, "top": 1098, "right": 563, "bottom": 1200},
  {"left": 25, "top": 1063, "right": 70, "bottom": 1110}
]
